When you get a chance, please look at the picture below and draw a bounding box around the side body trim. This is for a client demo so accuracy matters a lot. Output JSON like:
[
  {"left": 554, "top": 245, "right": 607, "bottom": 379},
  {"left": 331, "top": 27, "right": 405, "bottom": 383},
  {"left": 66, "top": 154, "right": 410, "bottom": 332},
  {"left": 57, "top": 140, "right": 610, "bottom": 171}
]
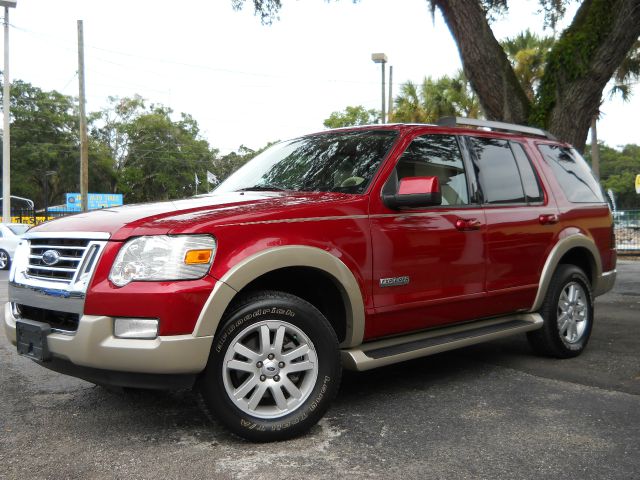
[
  {"left": 530, "top": 234, "right": 602, "bottom": 312},
  {"left": 193, "top": 246, "right": 366, "bottom": 348}
]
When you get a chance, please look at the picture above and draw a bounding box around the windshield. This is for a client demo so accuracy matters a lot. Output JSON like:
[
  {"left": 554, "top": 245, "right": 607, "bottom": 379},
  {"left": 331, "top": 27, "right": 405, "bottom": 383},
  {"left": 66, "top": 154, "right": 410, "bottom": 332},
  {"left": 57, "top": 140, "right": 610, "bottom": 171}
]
[
  {"left": 215, "top": 130, "right": 398, "bottom": 194},
  {"left": 7, "top": 224, "right": 29, "bottom": 235}
]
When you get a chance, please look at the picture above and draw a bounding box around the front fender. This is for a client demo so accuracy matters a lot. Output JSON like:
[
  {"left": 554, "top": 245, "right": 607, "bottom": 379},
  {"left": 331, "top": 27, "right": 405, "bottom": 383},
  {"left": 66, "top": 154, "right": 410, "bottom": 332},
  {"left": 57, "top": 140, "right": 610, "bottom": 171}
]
[{"left": 192, "top": 245, "right": 366, "bottom": 348}]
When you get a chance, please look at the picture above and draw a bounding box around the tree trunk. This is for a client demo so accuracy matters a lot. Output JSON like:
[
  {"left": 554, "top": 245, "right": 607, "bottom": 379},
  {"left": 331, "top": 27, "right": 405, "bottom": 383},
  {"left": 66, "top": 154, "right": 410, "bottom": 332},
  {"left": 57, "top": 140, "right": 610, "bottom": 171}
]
[
  {"left": 433, "top": 0, "right": 640, "bottom": 151},
  {"left": 543, "top": 0, "right": 640, "bottom": 152},
  {"left": 431, "top": 0, "right": 531, "bottom": 123}
]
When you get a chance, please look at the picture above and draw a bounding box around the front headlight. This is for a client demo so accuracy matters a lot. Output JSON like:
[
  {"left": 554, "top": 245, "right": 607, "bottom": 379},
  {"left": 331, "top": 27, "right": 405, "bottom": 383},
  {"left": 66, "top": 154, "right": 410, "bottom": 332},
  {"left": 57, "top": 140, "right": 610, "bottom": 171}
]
[{"left": 109, "top": 235, "right": 216, "bottom": 287}]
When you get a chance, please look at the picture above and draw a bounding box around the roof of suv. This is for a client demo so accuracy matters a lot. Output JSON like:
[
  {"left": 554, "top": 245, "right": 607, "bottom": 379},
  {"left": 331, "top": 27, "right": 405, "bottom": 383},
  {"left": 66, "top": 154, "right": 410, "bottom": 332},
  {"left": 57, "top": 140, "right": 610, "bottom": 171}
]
[{"left": 314, "top": 117, "right": 563, "bottom": 145}]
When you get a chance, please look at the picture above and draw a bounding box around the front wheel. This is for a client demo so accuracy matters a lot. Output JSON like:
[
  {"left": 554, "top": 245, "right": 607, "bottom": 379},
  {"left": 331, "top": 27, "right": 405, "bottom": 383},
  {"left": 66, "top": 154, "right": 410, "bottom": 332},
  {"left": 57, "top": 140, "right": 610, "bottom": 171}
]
[
  {"left": 199, "top": 291, "right": 342, "bottom": 442},
  {"left": 0, "top": 249, "right": 9, "bottom": 270},
  {"left": 527, "top": 264, "right": 594, "bottom": 358}
]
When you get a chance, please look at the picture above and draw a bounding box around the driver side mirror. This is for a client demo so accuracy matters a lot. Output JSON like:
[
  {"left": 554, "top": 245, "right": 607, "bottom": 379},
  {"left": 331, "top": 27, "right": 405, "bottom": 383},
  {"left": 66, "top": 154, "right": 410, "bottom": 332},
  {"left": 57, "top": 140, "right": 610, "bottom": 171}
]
[{"left": 382, "top": 176, "right": 442, "bottom": 209}]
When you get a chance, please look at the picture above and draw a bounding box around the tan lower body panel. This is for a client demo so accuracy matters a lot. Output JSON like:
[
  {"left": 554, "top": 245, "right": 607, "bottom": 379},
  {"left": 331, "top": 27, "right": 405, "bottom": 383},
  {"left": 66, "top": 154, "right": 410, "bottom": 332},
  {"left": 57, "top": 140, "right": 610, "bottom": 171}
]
[
  {"left": 4, "top": 303, "right": 213, "bottom": 374},
  {"left": 341, "top": 313, "right": 543, "bottom": 371}
]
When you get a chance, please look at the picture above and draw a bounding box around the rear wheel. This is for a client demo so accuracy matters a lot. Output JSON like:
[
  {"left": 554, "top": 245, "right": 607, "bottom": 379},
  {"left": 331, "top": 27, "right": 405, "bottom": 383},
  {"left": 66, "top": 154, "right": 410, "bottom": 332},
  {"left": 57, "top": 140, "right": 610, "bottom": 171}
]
[
  {"left": 527, "top": 264, "right": 593, "bottom": 358},
  {"left": 199, "top": 291, "right": 341, "bottom": 442}
]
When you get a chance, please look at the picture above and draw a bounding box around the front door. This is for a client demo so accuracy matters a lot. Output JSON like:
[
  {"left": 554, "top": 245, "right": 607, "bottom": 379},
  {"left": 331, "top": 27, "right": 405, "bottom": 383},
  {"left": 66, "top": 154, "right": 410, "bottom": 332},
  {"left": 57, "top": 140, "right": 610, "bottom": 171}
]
[{"left": 368, "top": 133, "right": 487, "bottom": 339}]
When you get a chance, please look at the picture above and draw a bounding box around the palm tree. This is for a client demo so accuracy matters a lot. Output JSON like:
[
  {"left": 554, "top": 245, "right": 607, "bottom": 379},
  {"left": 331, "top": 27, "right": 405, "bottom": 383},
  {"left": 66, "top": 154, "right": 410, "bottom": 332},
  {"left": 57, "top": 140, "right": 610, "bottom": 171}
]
[
  {"left": 391, "top": 71, "right": 479, "bottom": 123},
  {"left": 501, "top": 30, "right": 555, "bottom": 102}
]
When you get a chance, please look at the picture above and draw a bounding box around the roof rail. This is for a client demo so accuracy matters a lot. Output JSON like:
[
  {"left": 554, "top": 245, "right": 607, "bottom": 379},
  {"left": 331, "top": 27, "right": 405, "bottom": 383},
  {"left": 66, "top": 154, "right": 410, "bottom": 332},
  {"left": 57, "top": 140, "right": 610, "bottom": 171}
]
[{"left": 437, "top": 116, "right": 557, "bottom": 141}]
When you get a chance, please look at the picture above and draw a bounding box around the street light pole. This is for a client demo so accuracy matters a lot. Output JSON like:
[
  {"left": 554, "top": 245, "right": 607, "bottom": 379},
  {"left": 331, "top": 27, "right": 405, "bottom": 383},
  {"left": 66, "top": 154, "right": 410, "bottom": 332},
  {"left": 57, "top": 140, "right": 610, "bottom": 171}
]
[
  {"left": 371, "top": 53, "right": 388, "bottom": 124},
  {"left": 1, "top": 1, "right": 17, "bottom": 222}
]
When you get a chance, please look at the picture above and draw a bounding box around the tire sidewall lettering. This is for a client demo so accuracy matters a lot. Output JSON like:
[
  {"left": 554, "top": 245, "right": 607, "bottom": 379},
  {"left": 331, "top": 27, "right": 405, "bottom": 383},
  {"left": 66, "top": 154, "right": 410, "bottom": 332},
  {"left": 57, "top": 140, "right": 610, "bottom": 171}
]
[{"left": 214, "top": 305, "right": 297, "bottom": 353}]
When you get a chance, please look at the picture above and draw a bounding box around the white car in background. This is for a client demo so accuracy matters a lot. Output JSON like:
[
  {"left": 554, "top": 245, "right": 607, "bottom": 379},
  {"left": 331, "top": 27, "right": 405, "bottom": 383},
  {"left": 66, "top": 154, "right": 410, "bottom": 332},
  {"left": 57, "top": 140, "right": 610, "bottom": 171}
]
[{"left": 0, "top": 223, "right": 30, "bottom": 270}]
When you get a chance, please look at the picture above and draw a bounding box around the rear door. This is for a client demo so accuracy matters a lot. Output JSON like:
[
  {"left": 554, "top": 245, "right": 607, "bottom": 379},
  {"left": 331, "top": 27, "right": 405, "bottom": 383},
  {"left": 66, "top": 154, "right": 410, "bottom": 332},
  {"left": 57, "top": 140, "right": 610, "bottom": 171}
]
[{"left": 466, "top": 136, "right": 560, "bottom": 314}]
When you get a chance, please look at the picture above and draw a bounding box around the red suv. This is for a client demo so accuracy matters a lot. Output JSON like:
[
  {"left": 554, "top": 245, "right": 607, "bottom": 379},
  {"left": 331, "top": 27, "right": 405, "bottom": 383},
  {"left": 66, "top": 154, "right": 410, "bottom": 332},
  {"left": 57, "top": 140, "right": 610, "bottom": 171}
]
[{"left": 5, "top": 118, "right": 616, "bottom": 441}]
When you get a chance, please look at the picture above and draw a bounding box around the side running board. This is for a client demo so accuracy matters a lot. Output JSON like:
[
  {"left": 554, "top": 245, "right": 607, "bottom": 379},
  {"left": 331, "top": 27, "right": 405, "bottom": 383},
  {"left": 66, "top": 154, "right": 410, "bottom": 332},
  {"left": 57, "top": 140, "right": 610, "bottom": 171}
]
[{"left": 341, "top": 313, "right": 543, "bottom": 371}]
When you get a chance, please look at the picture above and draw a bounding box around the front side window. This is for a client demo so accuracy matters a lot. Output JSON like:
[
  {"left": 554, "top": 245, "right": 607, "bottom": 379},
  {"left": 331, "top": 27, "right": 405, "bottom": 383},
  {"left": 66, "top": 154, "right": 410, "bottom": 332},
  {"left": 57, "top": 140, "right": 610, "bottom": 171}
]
[
  {"left": 538, "top": 144, "right": 604, "bottom": 203},
  {"left": 215, "top": 130, "right": 398, "bottom": 194},
  {"left": 395, "top": 135, "right": 469, "bottom": 206},
  {"left": 470, "top": 137, "right": 526, "bottom": 204}
]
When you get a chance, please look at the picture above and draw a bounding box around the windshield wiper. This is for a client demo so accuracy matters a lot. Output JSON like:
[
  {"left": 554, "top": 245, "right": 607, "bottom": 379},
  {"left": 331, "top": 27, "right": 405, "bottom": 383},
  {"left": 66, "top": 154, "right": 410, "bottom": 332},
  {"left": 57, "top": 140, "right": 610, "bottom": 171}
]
[{"left": 236, "top": 185, "right": 286, "bottom": 192}]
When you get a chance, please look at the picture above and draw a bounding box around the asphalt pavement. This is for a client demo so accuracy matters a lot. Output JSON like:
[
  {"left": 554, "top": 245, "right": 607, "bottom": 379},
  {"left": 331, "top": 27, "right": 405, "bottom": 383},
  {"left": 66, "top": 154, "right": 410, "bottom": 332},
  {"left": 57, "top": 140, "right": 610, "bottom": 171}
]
[{"left": 0, "top": 262, "right": 638, "bottom": 480}]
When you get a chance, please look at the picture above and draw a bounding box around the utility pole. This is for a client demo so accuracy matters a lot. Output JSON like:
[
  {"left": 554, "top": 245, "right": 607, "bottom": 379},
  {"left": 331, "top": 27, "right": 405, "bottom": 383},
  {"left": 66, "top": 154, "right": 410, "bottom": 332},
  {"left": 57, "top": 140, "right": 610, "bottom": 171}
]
[
  {"left": 388, "top": 65, "right": 393, "bottom": 122},
  {"left": 77, "top": 20, "right": 89, "bottom": 212},
  {"left": 2, "top": 1, "right": 17, "bottom": 222}
]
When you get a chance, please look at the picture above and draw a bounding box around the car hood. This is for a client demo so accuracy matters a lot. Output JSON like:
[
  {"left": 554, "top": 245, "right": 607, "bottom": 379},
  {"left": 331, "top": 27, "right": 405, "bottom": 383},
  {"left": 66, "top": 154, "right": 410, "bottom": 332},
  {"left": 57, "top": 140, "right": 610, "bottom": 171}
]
[{"left": 29, "top": 191, "right": 367, "bottom": 241}]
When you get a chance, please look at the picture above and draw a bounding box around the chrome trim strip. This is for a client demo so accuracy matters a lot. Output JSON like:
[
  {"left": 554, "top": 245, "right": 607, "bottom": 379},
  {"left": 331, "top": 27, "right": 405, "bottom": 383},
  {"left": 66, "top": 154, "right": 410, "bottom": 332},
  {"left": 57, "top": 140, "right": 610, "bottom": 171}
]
[
  {"left": 29, "top": 245, "right": 88, "bottom": 251},
  {"left": 23, "top": 232, "right": 111, "bottom": 240},
  {"left": 225, "top": 215, "right": 368, "bottom": 227},
  {"left": 9, "top": 283, "right": 85, "bottom": 315},
  {"left": 30, "top": 255, "right": 81, "bottom": 261},
  {"left": 28, "top": 265, "right": 77, "bottom": 273}
]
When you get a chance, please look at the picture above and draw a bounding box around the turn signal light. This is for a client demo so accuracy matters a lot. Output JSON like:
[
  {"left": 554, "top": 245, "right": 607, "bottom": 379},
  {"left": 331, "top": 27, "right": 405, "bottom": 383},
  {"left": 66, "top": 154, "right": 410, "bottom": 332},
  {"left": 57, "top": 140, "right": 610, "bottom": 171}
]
[{"left": 184, "top": 249, "right": 213, "bottom": 265}]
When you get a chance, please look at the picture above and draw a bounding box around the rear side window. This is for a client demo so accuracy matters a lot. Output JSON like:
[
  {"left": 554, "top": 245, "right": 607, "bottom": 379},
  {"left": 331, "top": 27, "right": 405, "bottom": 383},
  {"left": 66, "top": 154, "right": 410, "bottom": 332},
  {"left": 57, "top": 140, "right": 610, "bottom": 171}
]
[
  {"left": 510, "top": 142, "right": 543, "bottom": 203},
  {"left": 469, "top": 137, "right": 526, "bottom": 204},
  {"left": 538, "top": 144, "right": 604, "bottom": 203}
]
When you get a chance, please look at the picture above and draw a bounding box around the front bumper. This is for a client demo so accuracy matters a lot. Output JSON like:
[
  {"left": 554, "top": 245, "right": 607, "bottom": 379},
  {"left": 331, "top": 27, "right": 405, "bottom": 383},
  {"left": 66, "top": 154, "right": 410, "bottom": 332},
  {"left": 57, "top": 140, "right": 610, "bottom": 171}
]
[{"left": 4, "top": 302, "right": 213, "bottom": 375}]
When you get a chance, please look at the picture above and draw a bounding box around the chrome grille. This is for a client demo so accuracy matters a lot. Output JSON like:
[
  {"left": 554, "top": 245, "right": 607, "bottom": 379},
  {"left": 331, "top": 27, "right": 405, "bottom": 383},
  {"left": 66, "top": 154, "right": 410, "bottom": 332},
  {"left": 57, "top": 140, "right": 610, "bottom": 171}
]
[{"left": 27, "top": 238, "right": 99, "bottom": 284}]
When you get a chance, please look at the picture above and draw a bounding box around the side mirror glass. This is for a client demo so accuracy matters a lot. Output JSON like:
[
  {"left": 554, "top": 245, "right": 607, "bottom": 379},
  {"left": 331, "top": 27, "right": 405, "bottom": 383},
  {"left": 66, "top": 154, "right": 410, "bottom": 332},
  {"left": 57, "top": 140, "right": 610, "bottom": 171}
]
[{"left": 383, "top": 176, "right": 442, "bottom": 209}]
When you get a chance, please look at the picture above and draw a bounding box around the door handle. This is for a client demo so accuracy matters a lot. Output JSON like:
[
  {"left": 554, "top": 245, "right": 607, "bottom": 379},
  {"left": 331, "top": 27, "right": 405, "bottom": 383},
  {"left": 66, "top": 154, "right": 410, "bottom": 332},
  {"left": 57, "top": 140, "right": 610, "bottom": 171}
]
[
  {"left": 539, "top": 214, "right": 559, "bottom": 225},
  {"left": 455, "top": 218, "right": 482, "bottom": 231}
]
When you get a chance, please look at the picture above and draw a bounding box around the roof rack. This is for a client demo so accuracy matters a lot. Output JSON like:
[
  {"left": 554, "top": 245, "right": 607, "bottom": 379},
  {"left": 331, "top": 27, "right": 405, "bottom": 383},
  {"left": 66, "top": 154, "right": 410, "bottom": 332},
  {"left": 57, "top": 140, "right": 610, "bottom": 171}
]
[{"left": 437, "top": 116, "right": 557, "bottom": 141}]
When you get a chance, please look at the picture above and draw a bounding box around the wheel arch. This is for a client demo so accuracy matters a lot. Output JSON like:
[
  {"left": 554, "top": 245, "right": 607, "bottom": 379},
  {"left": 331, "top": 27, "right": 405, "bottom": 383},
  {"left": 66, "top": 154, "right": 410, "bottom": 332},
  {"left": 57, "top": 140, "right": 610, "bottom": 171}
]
[
  {"left": 530, "top": 234, "right": 601, "bottom": 312},
  {"left": 193, "top": 246, "right": 365, "bottom": 348}
]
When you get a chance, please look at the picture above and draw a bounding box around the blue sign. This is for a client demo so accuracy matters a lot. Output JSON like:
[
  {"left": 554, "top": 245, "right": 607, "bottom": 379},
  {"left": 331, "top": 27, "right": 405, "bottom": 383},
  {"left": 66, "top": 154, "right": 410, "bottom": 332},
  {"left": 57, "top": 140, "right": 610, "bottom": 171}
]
[{"left": 66, "top": 193, "right": 123, "bottom": 211}]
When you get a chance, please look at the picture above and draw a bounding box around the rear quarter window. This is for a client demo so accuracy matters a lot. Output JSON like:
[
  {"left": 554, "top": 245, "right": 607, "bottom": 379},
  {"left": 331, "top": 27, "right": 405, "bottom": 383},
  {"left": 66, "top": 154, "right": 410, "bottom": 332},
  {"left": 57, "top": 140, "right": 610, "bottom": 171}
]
[{"left": 537, "top": 144, "right": 604, "bottom": 203}]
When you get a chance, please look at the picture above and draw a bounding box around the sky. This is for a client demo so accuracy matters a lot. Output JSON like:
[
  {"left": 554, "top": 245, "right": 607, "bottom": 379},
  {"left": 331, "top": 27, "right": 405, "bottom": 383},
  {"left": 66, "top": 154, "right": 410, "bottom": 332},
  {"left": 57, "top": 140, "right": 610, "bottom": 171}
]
[{"left": 4, "top": 0, "right": 639, "bottom": 154}]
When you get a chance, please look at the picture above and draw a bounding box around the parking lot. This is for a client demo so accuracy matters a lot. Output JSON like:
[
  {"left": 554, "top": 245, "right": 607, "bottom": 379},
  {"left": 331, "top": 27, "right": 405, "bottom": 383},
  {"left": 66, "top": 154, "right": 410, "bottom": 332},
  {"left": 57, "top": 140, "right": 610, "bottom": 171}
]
[{"left": 1, "top": 262, "right": 639, "bottom": 480}]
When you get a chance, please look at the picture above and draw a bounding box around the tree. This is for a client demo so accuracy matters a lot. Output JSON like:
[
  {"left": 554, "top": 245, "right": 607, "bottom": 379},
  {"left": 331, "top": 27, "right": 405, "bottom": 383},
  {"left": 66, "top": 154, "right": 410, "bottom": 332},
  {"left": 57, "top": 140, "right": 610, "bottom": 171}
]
[
  {"left": 233, "top": 0, "right": 640, "bottom": 152},
  {"left": 392, "top": 71, "right": 480, "bottom": 123},
  {"left": 584, "top": 143, "right": 640, "bottom": 209},
  {"left": 213, "top": 143, "right": 276, "bottom": 184},
  {"left": 5, "top": 80, "right": 115, "bottom": 210},
  {"left": 92, "top": 97, "right": 220, "bottom": 202},
  {"left": 323, "top": 105, "right": 378, "bottom": 128}
]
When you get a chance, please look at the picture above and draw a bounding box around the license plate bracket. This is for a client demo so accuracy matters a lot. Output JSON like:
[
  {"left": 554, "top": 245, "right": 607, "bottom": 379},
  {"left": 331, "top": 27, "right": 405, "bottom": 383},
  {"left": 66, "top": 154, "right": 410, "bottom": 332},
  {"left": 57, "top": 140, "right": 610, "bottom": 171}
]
[{"left": 16, "top": 319, "right": 52, "bottom": 362}]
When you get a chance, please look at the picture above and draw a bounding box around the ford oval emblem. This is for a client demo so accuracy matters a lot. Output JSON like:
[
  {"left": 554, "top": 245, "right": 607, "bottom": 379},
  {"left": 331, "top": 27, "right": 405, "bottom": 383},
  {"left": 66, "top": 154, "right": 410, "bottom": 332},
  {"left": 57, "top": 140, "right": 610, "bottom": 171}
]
[{"left": 42, "top": 250, "right": 61, "bottom": 266}]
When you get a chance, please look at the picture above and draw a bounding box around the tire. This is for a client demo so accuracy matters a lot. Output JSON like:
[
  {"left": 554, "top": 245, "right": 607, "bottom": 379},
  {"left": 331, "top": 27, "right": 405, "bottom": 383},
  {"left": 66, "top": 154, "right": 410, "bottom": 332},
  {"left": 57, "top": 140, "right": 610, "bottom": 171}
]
[
  {"left": 527, "top": 264, "right": 594, "bottom": 358},
  {"left": 199, "top": 290, "right": 342, "bottom": 442},
  {"left": 0, "top": 250, "right": 9, "bottom": 270}
]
